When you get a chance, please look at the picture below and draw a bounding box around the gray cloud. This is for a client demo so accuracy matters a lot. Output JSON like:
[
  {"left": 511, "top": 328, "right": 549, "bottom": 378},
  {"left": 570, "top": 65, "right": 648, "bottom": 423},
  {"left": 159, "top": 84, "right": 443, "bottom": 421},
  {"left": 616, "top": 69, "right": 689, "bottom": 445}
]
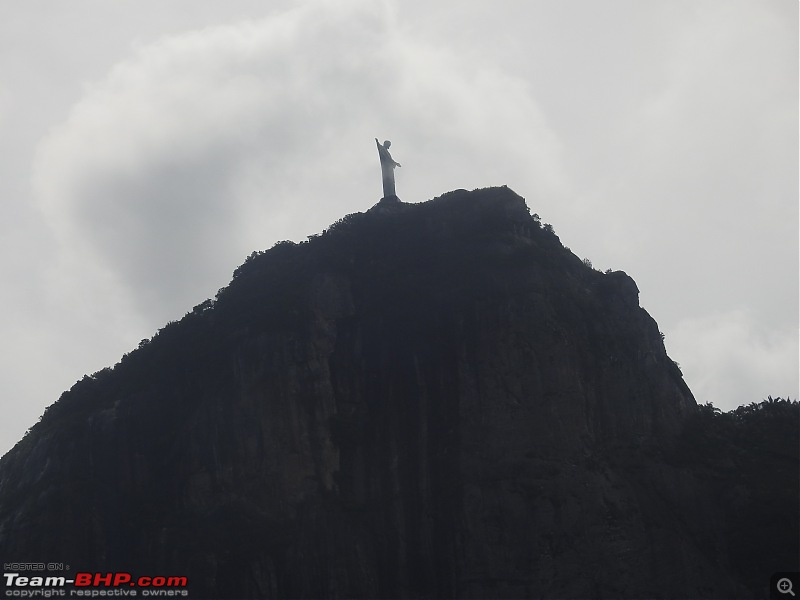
[
  {"left": 669, "top": 310, "right": 799, "bottom": 406},
  {"left": 32, "top": 0, "right": 563, "bottom": 325},
  {"left": 1, "top": 0, "right": 796, "bottom": 456}
]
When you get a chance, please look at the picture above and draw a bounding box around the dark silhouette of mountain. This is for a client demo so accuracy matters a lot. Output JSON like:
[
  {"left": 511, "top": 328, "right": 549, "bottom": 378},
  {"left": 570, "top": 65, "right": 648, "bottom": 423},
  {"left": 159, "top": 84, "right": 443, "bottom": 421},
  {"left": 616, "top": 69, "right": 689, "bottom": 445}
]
[{"left": 0, "top": 187, "right": 797, "bottom": 599}]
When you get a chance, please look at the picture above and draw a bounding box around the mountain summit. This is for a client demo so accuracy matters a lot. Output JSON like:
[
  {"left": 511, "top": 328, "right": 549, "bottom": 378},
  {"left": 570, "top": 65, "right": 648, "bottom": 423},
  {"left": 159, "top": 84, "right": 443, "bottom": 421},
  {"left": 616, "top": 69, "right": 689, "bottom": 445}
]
[{"left": 0, "top": 187, "right": 792, "bottom": 598}]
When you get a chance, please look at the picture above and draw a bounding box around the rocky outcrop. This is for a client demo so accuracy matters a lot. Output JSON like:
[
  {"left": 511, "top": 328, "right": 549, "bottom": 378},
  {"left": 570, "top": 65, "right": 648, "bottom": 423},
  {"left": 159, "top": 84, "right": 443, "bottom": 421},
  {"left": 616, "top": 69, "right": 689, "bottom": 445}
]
[{"left": 0, "top": 187, "right": 756, "bottom": 598}]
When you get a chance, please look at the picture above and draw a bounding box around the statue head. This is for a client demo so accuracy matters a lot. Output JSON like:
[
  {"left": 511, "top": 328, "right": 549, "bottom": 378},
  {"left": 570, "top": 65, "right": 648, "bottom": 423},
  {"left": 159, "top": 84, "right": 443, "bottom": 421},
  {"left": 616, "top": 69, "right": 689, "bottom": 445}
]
[{"left": 383, "top": 140, "right": 391, "bottom": 149}]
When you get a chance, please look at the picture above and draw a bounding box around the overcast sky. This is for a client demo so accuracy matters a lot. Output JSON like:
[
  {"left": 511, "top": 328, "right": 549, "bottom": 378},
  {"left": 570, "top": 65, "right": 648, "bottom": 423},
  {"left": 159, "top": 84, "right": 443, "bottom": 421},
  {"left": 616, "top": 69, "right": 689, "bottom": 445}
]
[{"left": 1, "top": 0, "right": 797, "bottom": 456}]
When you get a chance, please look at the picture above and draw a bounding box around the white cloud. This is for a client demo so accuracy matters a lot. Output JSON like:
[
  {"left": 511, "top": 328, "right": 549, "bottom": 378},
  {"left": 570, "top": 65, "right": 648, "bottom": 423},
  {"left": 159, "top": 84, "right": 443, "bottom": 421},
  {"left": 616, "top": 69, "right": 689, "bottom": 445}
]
[
  {"left": 32, "top": 0, "right": 564, "bottom": 326},
  {"left": 667, "top": 310, "right": 799, "bottom": 410}
]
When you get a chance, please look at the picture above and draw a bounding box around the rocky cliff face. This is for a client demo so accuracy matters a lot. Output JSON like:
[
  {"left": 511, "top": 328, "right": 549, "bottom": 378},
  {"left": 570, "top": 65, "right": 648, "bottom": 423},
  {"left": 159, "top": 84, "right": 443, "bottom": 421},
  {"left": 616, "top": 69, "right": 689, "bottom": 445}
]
[{"left": 0, "top": 187, "right": 762, "bottom": 598}]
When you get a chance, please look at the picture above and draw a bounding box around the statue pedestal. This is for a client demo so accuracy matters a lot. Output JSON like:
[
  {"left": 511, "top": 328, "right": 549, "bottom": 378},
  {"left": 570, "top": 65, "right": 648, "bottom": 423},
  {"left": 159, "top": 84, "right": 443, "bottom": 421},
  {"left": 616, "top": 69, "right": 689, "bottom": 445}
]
[{"left": 368, "top": 195, "right": 405, "bottom": 214}]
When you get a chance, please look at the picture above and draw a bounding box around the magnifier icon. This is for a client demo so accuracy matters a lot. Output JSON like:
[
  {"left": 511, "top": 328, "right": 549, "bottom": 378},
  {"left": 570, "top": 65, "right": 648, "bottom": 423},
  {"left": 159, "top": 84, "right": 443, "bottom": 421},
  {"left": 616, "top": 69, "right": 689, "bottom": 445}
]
[{"left": 778, "top": 578, "right": 795, "bottom": 596}]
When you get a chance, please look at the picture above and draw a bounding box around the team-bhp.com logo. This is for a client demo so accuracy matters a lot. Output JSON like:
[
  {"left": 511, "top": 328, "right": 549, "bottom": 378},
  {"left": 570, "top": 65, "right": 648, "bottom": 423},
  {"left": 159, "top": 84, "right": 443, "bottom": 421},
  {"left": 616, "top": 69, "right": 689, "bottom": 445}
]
[{"left": 3, "top": 570, "right": 189, "bottom": 597}]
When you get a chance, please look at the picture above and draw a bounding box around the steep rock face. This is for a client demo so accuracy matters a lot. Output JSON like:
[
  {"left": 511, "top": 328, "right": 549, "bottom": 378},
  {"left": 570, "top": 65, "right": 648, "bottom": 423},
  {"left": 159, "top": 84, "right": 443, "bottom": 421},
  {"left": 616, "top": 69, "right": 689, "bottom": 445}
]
[{"left": 0, "top": 187, "right": 746, "bottom": 598}]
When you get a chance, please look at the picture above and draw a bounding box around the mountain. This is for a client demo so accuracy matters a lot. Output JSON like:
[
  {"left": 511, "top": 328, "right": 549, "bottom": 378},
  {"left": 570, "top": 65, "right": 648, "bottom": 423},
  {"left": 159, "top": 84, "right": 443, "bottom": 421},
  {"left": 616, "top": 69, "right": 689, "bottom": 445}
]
[{"left": 0, "top": 187, "right": 796, "bottom": 599}]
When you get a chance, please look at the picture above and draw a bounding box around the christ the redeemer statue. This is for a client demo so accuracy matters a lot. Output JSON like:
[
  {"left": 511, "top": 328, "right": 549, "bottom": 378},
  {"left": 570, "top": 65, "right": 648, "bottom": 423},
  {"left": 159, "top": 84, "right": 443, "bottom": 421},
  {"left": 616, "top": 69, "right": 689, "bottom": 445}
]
[{"left": 376, "top": 138, "right": 401, "bottom": 199}]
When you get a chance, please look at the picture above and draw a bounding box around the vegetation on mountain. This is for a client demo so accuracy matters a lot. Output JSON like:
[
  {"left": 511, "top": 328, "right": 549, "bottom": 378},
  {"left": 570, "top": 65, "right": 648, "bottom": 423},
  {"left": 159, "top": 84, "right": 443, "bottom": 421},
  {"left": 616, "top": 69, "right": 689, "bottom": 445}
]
[{"left": 1, "top": 187, "right": 796, "bottom": 599}]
